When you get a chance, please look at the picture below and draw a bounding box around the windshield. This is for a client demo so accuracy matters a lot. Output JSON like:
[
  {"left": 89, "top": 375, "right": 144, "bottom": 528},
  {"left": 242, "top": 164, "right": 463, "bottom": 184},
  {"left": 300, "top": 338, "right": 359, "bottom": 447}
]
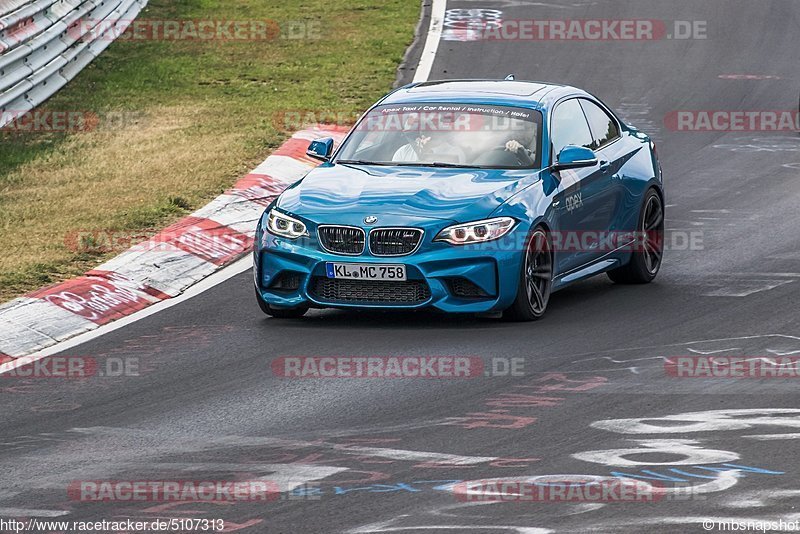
[{"left": 335, "top": 103, "right": 543, "bottom": 169}]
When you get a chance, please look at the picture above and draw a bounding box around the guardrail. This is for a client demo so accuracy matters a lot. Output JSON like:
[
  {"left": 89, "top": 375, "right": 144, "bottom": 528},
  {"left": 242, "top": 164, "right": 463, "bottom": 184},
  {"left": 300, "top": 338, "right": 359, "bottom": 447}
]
[{"left": 0, "top": 0, "right": 147, "bottom": 128}]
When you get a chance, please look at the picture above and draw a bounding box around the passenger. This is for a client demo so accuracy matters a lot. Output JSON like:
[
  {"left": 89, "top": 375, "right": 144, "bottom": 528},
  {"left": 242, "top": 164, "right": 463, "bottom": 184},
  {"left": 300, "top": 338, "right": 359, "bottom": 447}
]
[{"left": 392, "top": 132, "right": 468, "bottom": 164}]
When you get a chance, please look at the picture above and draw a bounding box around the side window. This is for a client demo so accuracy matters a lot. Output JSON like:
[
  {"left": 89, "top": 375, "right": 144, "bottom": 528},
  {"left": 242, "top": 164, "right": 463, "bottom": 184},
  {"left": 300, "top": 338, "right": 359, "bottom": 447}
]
[
  {"left": 550, "top": 99, "right": 594, "bottom": 158},
  {"left": 349, "top": 126, "right": 387, "bottom": 158},
  {"left": 579, "top": 99, "right": 620, "bottom": 149}
]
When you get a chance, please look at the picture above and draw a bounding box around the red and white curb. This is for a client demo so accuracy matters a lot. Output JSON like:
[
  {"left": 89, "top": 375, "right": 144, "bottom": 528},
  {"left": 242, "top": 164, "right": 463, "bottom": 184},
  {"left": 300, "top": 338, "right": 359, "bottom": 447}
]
[{"left": 0, "top": 126, "right": 349, "bottom": 358}]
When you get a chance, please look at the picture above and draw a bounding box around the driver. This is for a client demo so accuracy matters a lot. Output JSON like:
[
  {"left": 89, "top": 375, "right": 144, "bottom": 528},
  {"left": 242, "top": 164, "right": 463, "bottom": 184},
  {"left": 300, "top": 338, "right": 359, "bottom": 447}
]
[{"left": 504, "top": 138, "right": 536, "bottom": 166}]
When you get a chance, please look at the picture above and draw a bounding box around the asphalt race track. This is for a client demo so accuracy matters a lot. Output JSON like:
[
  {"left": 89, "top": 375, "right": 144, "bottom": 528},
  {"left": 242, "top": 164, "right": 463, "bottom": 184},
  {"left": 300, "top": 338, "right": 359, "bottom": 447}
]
[{"left": 2, "top": 1, "right": 800, "bottom": 533}]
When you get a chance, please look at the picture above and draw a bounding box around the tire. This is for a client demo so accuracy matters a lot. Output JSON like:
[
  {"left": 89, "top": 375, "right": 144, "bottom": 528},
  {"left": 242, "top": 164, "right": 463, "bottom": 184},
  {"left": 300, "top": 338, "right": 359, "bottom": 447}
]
[
  {"left": 607, "top": 188, "right": 664, "bottom": 284},
  {"left": 254, "top": 287, "right": 309, "bottom": 318},
  {"left": 503, "top": 226, "right": 553, "bottom": 321}
]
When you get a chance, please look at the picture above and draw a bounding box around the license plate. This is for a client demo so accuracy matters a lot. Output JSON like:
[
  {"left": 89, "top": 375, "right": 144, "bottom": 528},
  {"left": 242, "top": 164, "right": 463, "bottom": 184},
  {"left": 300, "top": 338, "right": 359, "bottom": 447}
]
[{"left": 326, "top": 262, "right": 407, "bottom": 281}]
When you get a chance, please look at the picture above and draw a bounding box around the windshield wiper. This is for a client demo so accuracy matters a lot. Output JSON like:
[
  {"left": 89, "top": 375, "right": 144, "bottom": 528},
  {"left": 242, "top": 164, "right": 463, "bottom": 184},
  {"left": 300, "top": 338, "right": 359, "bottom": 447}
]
[
  {"left": 336, "top": 159, "right": 392, "bottom": 166},
  {"left": 389, "top": 161, "right": 474, "bottom": 168},
  {"left": 339, "top": 160, "right": 522, "bottom": 170},
  {"left": 429, "top": 161, "right": 474, "bottom": 168}
]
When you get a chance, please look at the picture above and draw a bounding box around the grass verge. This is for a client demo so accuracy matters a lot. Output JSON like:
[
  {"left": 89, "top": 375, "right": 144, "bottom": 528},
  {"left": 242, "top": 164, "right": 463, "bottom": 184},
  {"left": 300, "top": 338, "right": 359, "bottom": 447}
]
[{"left": 0, "top": 0, "right": 420, "bottom": 302}]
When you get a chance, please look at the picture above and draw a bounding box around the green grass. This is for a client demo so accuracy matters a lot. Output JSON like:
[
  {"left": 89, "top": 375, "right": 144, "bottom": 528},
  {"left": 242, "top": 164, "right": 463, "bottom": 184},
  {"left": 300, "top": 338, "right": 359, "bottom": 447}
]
[{"left": 0, "top": 0, "right": 420, "bottom": 302}]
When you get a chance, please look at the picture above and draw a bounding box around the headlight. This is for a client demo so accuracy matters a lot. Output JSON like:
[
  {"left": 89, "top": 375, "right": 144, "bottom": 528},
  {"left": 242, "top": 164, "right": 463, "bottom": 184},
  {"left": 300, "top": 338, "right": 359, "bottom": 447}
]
[
  {"left": 267, "top": 209, "right": 308, "bottom": 239},
  {"left": 434, "top": 217, "right": 516, "bottom": 245}
]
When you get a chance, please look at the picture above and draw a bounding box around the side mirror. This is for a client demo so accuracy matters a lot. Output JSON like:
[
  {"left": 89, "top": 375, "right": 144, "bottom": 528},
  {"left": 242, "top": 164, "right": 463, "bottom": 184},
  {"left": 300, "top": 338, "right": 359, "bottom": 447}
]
[
  {"left": 553, "top": 145, "right": 598, "bottom": 171},
  {"left": 306, "top": 137, "right": 334, "bottom": 162}
]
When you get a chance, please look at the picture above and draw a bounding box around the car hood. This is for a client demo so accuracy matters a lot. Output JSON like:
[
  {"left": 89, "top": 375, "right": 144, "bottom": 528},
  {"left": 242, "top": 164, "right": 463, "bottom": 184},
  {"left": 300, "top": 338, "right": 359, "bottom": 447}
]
[{"left": 276, "top": 163, "right": 542, "bottom": 223}]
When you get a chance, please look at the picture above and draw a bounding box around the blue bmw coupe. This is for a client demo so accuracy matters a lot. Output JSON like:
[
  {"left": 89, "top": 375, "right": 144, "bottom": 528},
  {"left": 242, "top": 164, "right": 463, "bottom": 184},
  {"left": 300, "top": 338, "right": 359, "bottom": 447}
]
[{"left": 254, "top": 79, "right": 664, "bottom": 320}]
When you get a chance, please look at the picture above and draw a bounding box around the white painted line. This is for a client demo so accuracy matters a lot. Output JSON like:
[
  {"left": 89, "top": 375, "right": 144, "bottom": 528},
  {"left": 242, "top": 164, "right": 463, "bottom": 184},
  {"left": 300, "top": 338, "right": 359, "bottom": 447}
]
[
  {"left": 62, "top": 427, "right": 498, "bottom": 467},
  {"left": 744, "top": 433, "right": 800, "bottom": 440},
  {"left": 0, "top": 256, "right": 253, "bottom": 376},
  {"left": 686, "top": 347, "right": 741, "bottom": 355},
  {"left": 155, "top": 463, "right": 347, "bottom": 493},
  {"left": 209, "top": 433, "right": 497, "bottom": 465},
  {"left": 351, "top": 524, "right": 551, "bottom": 534},
  {"left": 0, "top": 508, "right": 69, "bottom": 517},
  {"left": 412, "top": 0, "right": 446, "bottom": 83},
  {"left": 334, "top": 445, "right": 495, "bottom": 465},
  {"left": 690, "top": 209, "right": 732, "bottom": 213},
  {"left": 701, "top": 279, "right": 793, "bottom": 297}
]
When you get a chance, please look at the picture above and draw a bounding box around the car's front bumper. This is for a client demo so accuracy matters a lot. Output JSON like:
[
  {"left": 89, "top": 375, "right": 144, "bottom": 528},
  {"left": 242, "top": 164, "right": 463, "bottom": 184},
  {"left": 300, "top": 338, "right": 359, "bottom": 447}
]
[{"left": 254, "top": 234, "right": 524, "bottom": 313}]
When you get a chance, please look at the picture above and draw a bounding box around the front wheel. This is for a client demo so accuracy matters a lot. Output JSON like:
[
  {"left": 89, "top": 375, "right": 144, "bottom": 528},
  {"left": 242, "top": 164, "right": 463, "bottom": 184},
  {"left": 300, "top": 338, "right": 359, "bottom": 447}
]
[
  {"left": 503, "top": 226, "right": 553, "bottom": 321},
  {"left": 255, "top": 287, "right": 309, "bottom": 318},
  {"left": 607, "top": 189, "right": 664, "bottom": 284}
]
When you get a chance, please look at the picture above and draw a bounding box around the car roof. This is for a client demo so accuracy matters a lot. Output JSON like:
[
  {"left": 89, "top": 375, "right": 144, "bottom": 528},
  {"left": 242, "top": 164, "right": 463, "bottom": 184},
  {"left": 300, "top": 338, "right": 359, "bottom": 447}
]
[{"left": 379, "top": 79, "right": 588, "bottom": 111}]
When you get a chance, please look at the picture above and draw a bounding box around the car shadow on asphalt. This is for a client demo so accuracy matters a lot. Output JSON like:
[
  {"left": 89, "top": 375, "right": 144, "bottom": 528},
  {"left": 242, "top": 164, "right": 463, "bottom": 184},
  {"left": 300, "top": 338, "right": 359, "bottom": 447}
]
[{"left": 261, "top": 277, "right": 671, "bottom": 331}]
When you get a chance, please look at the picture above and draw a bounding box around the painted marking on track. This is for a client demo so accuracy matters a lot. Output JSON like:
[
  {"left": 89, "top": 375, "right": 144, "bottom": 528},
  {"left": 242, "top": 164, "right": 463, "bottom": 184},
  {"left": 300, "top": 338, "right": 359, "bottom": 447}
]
[
  {"left": 349, "top": 520, "right": 552, "bottom": 534},
  {"left": 699, "top": 279, "right": 792, "bottom": 297},
  {"left": 718, "top": 74, "right": 781, "bottom": 80},
  {"left": 713, "top": 137, "right": 800, "bottom": 153},
  {"left": 572, "top": 439, "right": 739, "bottom": 467},
  {"left": 590, "top": 408, "right": 800, "bottom": 435},
  {"left": 0, "top": 508, "right": 69, "bottom": 517},
  {"left": 35, "top": 426, "right": 499, "bottom": 468},
  {"left": 591, "top": 515, "right": 800, "bottom": 531},
  {"left": 724, "top": 489, "right": 800, "bottom": 509},
  {"left": 442, "top": 8, "right": 503, "bottom": 42},
  {"left": 569, "top": 334, "right": 800, "bottom": 359},
  {"left": 744, "top": 433, "right": 800, "bottom": 440},
  {"left": 690, "top": 209, "right": 731, "bottom": 213},
  {"left": 153, "top": 463, "right": 346, "bottom": 493},
  {"left": 609, "top": 464, "right": 783, "bottom": 483},
  {"left": 686, "top": 347, "right": 740, "bottom": 354},
  {"left": 564, "top": 334, "right": 800, "bottom": 376},
  {"left": 335, "top": 446, "right": 495, "bottom": 465}
]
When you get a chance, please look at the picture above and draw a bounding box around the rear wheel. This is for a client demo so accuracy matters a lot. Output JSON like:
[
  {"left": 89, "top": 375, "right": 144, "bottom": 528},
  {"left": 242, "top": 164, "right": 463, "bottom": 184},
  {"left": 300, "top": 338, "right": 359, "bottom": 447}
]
[
  {"left": 607, "top": 189, "right": 664, "bottom": 284},
  {"left": 503, "top": 226, "right": 553, "bottom": 321},
  {"left": 255, "top": 287, "right": 308, "bottom": 318}
]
